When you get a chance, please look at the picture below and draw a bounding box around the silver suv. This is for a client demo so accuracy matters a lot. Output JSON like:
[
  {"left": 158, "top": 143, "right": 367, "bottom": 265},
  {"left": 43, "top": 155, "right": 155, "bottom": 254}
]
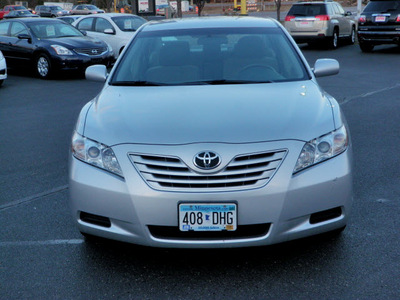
[{"left": 284, "top": 0, "right": 356, "bottom": 48}]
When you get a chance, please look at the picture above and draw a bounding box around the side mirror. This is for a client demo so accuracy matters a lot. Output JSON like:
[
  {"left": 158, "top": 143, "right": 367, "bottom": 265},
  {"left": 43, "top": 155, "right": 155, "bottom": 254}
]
[
  {"left": 313, "top": 59, "right": 339, "bottom": 78},
  {"left": 86, "top": 64, "right": 108, "bottom": 82},
  {"left": 17, "top": 34, "right": 32, "bottom": 43},
  {"left": 345, "top": 11, "right": 352, "bottom": 17},
  {"left": 104, "top": 28, "right": 115, "bottom": 35},
  {"left": 80, "top": 30, "right": 87, "bottom": 36}
]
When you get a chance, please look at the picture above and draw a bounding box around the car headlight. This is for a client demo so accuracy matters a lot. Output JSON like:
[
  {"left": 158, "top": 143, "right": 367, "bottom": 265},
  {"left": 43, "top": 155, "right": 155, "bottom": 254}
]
[
  {"left": 51, "top": 45, "right": 73, "bottom": 55},
  {"left": 294, "top": 125, "right": 348, "bottom": 173},
  {"left": 71, "top": 131, "right": 124, "bottom": 177}
]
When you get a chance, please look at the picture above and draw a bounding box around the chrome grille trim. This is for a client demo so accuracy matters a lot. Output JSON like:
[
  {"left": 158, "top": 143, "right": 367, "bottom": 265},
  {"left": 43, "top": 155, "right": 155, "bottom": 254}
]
[
  {"left": 74, "top": 47, "right": 107, "bottom": 56},
  {"left": 129, "top": 150, "right": 287, "bottom": 192}
]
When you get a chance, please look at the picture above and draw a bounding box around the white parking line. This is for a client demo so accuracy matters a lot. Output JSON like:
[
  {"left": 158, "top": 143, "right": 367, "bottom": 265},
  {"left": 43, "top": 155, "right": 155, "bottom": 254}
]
[
  {"left": 341, "top": 83, "right": 400, "bottom": 105},
  {"left": 0, "top": 239, "right": 84, "bottom": 247},
  {"left": 0, "top": 185, "right": 68, "bottom": 211}
]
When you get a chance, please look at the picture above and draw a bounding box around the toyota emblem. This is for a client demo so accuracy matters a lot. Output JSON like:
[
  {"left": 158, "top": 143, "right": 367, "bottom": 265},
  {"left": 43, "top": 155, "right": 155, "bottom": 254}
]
[{"left": 194, "top": 151, "right": 221, "bottom": 170}]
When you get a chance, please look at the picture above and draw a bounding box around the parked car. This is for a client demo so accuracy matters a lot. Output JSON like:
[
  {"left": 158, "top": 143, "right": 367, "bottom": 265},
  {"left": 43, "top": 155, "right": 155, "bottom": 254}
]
[
  {"left": 156, "top": 4, "right": 175, "bottom": 16},
  {"left": 0, "top": 18, "right": 113, "bottom": 79},
  {"left": 73, "top": 13, "right": 146, "bottom": 59},
  {"left": 284, "top": 0, "right": 356, "bottom": 48},
  {"left": 57, "top": 15, "right": 82, "bottom": 25},
  {"left": 0, "top": 5, "right": 27, "bottom": 20},
  {"left": 0, "top": 50, "right": 6, "bottom": 86},
  {"left": 358, "top": 0, "right": 400, "bottom": 52},
  {"left": 70, "top": 5, "right": 104, "bottom": 15},
  {"left": 69, "top": 17, "right": 353, "bottom": 248},
  {"left": 35, "top": 5, "right": 70, "bottom": 18},
  {"left": 3, "top": 9, "right": 39, "bottom": 19}
]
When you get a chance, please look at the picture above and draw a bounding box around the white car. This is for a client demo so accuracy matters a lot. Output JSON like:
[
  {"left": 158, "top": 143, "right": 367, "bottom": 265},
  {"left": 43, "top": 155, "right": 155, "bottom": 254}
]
[
  {"left": 0, "top": 50, "right": 6, "bottom": 87},
  {"left": 73, "top": 13, "right": 147, "bottom": 59}
]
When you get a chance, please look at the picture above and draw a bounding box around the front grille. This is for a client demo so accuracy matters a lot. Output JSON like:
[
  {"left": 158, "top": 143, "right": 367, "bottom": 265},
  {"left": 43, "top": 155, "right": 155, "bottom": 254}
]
[
  {"left": 148, "top": 224, "right": 271, "bottom": 240},
  {"left": 129, "top": 150, "right": 287, "bottom": 192},
  {"left": 74, "top": 47, "right": 107, "bottom": 56}
]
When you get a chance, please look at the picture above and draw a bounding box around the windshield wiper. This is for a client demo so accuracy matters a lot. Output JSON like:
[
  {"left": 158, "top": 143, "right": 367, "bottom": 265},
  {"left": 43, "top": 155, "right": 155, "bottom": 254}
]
[{"left": 111, "top": 81, "right": 166, "bottom": 86}]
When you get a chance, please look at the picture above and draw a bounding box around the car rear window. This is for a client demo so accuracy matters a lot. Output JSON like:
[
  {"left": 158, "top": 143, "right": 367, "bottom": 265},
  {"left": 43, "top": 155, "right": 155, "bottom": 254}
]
[
  {"left": 288, "top": 4, "right": 327, "bottom": 16},
  {"left": 363, "top": 0, "right": 400, "bottom": 12}
]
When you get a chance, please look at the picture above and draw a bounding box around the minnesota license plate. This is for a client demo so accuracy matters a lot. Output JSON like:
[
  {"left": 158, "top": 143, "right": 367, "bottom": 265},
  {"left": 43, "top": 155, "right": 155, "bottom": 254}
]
[{"left": 179, "top": 203, "right": 237, "bottom": 231}]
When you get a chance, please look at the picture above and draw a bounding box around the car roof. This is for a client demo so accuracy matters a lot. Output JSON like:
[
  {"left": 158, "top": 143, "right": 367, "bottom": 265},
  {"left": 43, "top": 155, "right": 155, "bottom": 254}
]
[
  {"left": 2, "top": 17, "right": 65, "bottom": 24},
  {"left": 141, "top": 17, "right": 279, "bottom": 32}
]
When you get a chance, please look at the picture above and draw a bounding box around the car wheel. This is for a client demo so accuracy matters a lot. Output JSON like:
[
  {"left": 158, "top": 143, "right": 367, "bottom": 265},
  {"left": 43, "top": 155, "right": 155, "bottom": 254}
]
[
  {"left": 348, "top": 26, "right": 356, "bottom": 45},
  {"left": 329, "top": 29, "right": 339, "bottom": 49},
  {"left": 35, "top": 53, "right": 53, "bottom": 79},
  {"left": 359, "top": 41, "right": 374, "bottom": 52}
]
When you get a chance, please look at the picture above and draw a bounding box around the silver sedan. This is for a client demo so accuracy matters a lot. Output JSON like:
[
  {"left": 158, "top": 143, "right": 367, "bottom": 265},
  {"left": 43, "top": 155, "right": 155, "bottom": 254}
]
[{"left": 69, "top": 17, "right": 353, "bottom": 248}]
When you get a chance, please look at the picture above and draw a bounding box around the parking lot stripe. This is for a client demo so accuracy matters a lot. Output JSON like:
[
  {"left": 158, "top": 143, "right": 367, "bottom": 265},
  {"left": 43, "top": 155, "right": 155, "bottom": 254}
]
[{"left": 0, "top": 239, "right": 84, "bottom": 247}]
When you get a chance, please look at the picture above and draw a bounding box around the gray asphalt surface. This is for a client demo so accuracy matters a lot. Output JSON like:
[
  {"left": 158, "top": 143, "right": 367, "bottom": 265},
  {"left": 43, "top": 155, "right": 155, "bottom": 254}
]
[{"left": 1, "top": 41, "right": 400, "bottom": 299}]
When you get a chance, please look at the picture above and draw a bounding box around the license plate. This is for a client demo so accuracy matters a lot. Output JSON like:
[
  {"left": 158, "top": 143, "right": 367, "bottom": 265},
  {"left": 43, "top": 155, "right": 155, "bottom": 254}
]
[
  {"left": 179, "top": 203, "right": 237, "bottom": 231},
  {"left": 375, "top": 16, "right": 386, "bottom": 22}
]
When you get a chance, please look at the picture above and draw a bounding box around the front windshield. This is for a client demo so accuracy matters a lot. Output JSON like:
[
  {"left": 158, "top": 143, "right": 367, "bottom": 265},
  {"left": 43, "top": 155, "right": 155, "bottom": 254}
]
[
  {"left": 112, "top": 16, "right": 146, "bottom": 31},
  {"left": 50, "top": 6, "right": 63, "bottom": 11},
  {"left": 29, "top": 22, "right": 84, "bottom": 38},
  {"left": 18, "top": 10, "right": 31, "bottom": 15},
  {"left": 111, "top": 27, "right": 308, "bottom": 85}
]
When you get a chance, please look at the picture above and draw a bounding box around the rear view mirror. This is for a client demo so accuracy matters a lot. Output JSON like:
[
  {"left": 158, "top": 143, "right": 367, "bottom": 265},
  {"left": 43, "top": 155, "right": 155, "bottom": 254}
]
[
  {"left": 313, "top": 59, "right": 339, "bottom": 78},
  {"left": 86, "top": 64, "right": 108, "bottom": 82}
]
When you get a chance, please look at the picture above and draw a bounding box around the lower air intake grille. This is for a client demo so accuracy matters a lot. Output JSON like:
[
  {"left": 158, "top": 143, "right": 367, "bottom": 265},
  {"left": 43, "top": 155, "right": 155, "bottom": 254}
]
[
  {"left": 148, "top": 224, "right": 271, "bottom": 240},
  {"left": 129, "top": 150, "right": 287, "bottom": 192}
]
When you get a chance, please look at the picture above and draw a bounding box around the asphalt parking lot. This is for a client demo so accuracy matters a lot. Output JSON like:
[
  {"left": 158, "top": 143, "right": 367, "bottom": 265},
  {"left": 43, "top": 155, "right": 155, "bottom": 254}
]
[{"left": 1, "top": 22, "right": 400, "bottom": 300}]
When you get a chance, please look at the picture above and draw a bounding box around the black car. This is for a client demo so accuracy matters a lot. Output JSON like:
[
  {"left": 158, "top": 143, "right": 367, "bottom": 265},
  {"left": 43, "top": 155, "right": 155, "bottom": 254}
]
[
  {"left": 358, "top": 0, "right": 400, "bottom": 52},
  {"left": 3, "top": 10, "right": 39, "bottom": 19},
  {"left": 0, "top": 18, "right": 113, "bottom": 78},
  {"left": 35, "top": 5, "right": 70, "bottom": 18}
]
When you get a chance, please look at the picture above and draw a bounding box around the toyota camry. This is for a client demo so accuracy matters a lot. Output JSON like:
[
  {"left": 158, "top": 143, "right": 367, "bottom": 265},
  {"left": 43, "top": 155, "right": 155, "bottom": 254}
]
[{"left": 69, "top": 17, "right": 353, "bottom": 248}]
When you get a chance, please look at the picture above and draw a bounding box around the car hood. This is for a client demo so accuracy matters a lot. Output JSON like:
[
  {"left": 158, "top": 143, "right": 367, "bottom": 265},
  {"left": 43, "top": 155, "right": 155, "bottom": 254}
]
[
  {"left": 83, "top": 81, "right": 336, "bottom": 146},
  {"left": 40, "top": 36, "right": 105, "bottom": 48}
]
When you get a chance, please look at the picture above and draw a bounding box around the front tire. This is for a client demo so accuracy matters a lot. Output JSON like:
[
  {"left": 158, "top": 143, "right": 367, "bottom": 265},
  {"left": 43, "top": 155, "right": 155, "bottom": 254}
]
[{"left": 35, "top": 53, "right": 53, "bottom": 79}]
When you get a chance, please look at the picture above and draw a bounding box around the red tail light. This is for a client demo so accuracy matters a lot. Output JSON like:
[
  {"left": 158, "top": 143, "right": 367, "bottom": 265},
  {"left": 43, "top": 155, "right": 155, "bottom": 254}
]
[
  {"left": 396, "top": 15, "right": 400, "bottom": 22},
  {"left": 285, "top": 15, "right": 296, "bottom": 22},
  {"left": 359, "top": 15, "right": 366, "bottom": 23},
  {"left": 315, "top": 15, "right": 330, "bottom": 21}
]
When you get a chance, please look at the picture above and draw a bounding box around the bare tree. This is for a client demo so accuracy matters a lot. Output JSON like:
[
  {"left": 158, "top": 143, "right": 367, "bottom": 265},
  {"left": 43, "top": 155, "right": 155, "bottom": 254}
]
[{"left": 274, "top": 0, "right": 281, "bottom": 22}]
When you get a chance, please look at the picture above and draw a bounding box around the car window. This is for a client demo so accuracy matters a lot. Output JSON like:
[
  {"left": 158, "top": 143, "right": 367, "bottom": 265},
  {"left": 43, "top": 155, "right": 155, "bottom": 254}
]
[
  {"left": 10, "top": 22, "right": 28, "bottom": 37},
  {"left": 335, "top": 3, "right": 345, "bottom": 14},
  {"left": 95, "top": 18, "right": 113, "bottom": 33},
  {"left": 363, "top": 0, "right": 400, "bottom": 12},
  {"left": 112, "top": 16, "right": 146, "bottom": 31},
  {"left": 288, "top": 4, "right": 327, "bottom": 16},
  {"left": 30, "top": 22, "right": 83, "bottom": 38},
  {"left": 112, "top": 27, "right": 308, "bottom": 85},
  {"left": 0, "top": 22, "right": 10, "bottom": 36},
  {"left": 77, "top": 18, "right": 94, "bottom": 31}
]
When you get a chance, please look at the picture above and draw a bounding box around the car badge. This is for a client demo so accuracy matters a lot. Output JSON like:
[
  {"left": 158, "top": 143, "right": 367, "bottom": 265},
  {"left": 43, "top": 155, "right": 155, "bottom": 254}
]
[
  {"left": 194, "top": 151, "right": 221, "bottom": 170},
  {"left": 91, "top": 49, "right": 98, "bottom": 54}
]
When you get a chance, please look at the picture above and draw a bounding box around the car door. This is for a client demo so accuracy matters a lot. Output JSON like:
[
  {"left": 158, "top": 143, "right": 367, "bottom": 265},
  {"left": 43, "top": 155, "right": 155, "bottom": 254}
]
[
  {"left": 0, "top": 21, "right": 12, "bottom": 59},
  {"left": 333, "top": 3, "right": 351, "bottom": 36},
  {"left": 7, "top": 21, "right": 35, "bottom": 66},
  {"left": 92, "top": 17, "right": 118, "bottom": 53}
]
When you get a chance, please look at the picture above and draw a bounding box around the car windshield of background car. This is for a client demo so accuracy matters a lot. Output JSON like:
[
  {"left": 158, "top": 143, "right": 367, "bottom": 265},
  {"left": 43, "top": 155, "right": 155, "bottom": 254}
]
[
  {"left": 363, "top": 1, "right": 400, "bottom": 12},
  {"left": 30, "top": 22, "right": 84, "bottom": 39},
  {"left": 112, "top": 16, "right": 146, "bottom": 32},
  {"left": 111, "top": 27, "right": 309, "bottom": 86}
]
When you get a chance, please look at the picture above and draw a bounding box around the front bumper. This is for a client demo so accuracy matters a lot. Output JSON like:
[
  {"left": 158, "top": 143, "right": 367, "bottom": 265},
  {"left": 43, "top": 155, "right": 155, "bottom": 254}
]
[
  {"left": 69, "top": 141, "right": 353, "bottom": 248},
  {"left": 52, "top": 52, "right": 114, "bottom": 71}
]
